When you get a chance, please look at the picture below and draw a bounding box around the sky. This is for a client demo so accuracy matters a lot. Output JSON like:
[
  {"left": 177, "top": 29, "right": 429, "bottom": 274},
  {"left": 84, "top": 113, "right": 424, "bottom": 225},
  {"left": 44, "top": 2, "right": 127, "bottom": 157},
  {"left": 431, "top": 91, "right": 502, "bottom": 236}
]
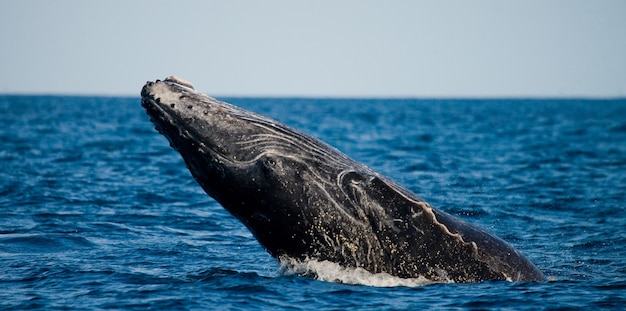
[{"left": 1, "top": 0, "right": 625, "bottom": 98}]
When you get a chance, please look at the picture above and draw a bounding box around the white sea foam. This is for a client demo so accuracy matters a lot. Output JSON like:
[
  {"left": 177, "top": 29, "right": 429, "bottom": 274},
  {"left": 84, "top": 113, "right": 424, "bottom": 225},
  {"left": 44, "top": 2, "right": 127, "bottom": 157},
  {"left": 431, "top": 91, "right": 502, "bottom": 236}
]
[{"left": 279, "top": 257, "right": 446, "bottom": 287}]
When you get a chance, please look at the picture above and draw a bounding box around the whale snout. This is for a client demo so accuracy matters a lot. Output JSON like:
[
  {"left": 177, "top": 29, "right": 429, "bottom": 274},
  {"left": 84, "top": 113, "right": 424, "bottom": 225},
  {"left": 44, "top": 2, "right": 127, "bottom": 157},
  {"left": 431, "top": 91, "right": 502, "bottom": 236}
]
[
  {"left": 142, "top": 76, "right": 195, "bottom": 94},
  {"left": 164, "top": 76, "right": 195, "bottom": 89}
]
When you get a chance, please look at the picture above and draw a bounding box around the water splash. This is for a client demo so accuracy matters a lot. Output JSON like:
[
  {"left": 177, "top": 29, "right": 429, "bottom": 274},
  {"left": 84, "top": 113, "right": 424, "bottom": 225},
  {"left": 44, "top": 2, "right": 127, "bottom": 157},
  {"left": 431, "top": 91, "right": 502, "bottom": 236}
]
[{"left": 278, "top": 256, "right": 442, "bottom": 287}]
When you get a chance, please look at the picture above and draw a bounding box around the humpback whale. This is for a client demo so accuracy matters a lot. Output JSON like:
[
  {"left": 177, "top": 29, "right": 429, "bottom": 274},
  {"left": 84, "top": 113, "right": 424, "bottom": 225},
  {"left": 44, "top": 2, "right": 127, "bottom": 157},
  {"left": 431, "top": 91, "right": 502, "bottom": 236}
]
[{"left": 140, "top": 76, "right": 545, "bottom": 283}]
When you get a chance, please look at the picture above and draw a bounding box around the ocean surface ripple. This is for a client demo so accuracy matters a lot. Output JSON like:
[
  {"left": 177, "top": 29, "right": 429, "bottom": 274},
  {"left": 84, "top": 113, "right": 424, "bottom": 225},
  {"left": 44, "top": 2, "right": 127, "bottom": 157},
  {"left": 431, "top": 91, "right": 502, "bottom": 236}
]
[{"left": 1, "top": 96, "right": 625, "bottom": 310}]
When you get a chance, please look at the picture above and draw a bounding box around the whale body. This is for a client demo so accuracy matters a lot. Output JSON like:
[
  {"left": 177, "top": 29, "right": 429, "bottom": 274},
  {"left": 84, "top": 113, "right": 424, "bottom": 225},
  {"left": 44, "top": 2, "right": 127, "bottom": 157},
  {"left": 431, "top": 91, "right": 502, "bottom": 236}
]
[{"left": 140, "top": 76, "right": 545, "bottom": 283}]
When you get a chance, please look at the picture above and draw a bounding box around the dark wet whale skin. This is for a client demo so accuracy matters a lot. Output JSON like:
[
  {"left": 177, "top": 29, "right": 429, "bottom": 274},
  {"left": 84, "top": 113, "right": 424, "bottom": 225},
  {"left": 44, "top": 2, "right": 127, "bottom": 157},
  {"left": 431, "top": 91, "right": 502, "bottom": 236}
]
[{"left": 141, "top": 77, "right": 545, "bottom": 283}]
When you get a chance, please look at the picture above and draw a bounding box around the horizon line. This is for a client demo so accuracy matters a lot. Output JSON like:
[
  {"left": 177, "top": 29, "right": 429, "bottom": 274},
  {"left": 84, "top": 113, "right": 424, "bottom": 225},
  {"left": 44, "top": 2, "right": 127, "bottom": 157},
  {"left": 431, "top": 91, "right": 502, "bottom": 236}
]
[{"left": 1, "top": 92, "right": 625, "bottom": 101}]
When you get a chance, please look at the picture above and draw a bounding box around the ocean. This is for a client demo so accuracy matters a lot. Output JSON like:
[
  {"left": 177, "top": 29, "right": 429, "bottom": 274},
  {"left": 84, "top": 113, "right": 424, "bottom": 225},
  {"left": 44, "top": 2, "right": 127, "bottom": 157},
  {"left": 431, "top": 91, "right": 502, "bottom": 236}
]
[{"left": 1, "top": 96, "right": 625, "bottom": 310}]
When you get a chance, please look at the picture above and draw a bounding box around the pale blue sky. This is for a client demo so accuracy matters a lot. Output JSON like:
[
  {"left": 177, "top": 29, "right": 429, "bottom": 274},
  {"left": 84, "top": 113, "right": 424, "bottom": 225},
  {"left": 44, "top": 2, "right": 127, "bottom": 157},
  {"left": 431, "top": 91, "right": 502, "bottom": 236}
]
[{"left": 1, "top": 0, "right": 625, "bottom": 97}]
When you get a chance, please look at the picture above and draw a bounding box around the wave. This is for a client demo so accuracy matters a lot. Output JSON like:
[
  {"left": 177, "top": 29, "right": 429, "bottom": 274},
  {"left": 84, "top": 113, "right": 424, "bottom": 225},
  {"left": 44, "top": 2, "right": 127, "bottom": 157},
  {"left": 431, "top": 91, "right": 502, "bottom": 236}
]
[{"left": 278, "top": 257, "right": 440, "bottom": 287}]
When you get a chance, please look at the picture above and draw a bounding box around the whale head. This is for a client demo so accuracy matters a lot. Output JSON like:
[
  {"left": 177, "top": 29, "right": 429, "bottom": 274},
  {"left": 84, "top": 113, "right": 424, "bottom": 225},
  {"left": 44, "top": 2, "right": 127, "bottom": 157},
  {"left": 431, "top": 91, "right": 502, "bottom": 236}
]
[{"left": 141, "top": 76, "right": 365, "bottom": 260}]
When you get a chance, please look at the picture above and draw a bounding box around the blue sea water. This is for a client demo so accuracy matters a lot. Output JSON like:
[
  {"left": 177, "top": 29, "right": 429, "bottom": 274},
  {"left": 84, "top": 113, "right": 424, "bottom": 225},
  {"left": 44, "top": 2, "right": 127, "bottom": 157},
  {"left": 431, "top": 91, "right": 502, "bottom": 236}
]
[{"left": 1, "top": 95, "right": 625, "bottom": 310}]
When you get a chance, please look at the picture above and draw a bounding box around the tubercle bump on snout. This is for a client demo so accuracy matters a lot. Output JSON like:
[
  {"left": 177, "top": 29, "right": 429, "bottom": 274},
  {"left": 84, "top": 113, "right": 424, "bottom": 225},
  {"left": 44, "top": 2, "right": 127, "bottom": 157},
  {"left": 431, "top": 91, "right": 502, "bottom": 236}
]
[{"left": 164, "top": 76, "right": 195, "bottom": 89}]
